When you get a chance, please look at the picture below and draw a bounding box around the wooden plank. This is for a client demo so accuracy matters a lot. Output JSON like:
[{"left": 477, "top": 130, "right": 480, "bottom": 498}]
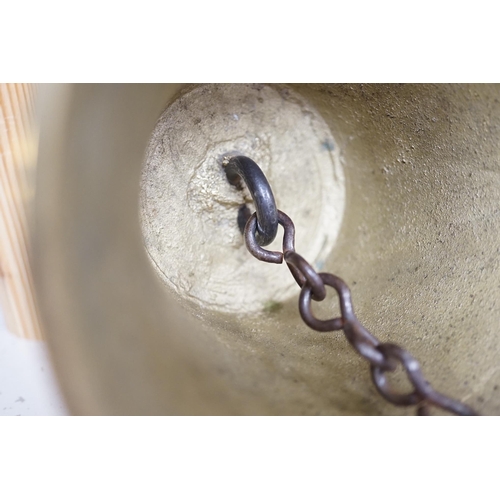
[{"left": 0, "top": 83, "right": 43, "bottom": 340}]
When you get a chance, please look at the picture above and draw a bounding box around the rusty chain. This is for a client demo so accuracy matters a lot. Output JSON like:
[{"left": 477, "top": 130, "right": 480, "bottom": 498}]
[{"left": 223, "top": 155, "right": 477, "bottom": 416}]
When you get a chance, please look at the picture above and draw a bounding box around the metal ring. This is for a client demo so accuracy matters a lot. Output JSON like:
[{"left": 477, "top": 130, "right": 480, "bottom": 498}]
[
  {"left": 298, "top": 272, "right": 349, "bottom": 332},
  {"left": 370, "top": 344, "right": 426, "bottom": 407},
  {"left": 284, "top": 250, "right": 326, "bottom": 301},
  {"left": 371, "top": 344, "right": 477, "bottom": 415},
  {"left": 370, "top": 344, "right": 477, "bottom": 415},
  {"left": 244, "top": 210, "right": 295, "bottom": 264},
  {"left": 223, "top": 155, "right": 278, "bottom": 247},
  {"left": 299, "top": 273, "right": 388, "bottom": 367}
]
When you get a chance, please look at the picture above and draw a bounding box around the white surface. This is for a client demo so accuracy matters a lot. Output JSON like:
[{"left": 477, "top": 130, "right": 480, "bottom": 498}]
[{"left": 0, "top": 308, "right": 68, "bottom": 416}]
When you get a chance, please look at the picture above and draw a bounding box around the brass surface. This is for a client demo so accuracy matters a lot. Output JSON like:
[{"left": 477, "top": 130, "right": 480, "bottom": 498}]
[{"left": 34, "top": 84, "right": 500, "bottom": 415}]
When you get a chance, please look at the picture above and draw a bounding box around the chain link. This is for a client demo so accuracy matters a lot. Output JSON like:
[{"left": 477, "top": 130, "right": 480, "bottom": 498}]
[{"left": 225, "top": 155, "right": 477, "bottom": 416}]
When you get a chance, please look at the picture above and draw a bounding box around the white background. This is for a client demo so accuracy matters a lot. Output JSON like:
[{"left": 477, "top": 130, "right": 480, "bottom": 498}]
[{"left": 0, "top": 307, "right": 68, "bottom": 416}]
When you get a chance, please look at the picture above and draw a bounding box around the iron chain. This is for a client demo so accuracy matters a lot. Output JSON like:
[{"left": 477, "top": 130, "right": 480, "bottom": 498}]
[{"left": 224, "top": 155, "right": 477, "bottom": 416}]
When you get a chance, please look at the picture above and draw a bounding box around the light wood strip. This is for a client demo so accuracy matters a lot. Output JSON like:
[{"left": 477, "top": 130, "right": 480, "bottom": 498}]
[
  {"left": 0, "top": 159, "right": 27, "bottom": 334},
  {"left": 0, "top": 156, "right": 31, "bottom": 337},
  {"left": 6, "top": 84, "right": 35, "bottom": 226},
  {"left": 0, "top": 99, "right": 40, "bottom": 340},
  {"left": 0, "top": 83, "right": 43, "bottom": 340},
  {"left": 0, "top": 116, "right": 34, "bottom": 338},
  {"left": 1, "top": 85, "right": 30, "bottom": 235}
]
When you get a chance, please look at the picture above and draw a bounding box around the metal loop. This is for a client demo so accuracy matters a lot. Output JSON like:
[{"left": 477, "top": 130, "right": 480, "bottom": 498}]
[
  {"left": 244, "top": 210, "right": 295, "bottom": 264},
  {"left": 371, "top": 343, "right": 477, "bottom": 414},
  {"left": 223, "top": 155, "right": 278, "bottom": 247},
  {"left": 298, "top": 272, "right": 358, "bottom": 332},
  {"left": 299, "top": 273, "right": 390, "bottom": 368},
  {"left": 298, "top": 272, "right": 345, "bottom": 331},
  {"left": 284, "top": 250, "right": 326, "bottom": 301},
  {"left": 371, "top": 344, "right": 424, "bottom": 407}
]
